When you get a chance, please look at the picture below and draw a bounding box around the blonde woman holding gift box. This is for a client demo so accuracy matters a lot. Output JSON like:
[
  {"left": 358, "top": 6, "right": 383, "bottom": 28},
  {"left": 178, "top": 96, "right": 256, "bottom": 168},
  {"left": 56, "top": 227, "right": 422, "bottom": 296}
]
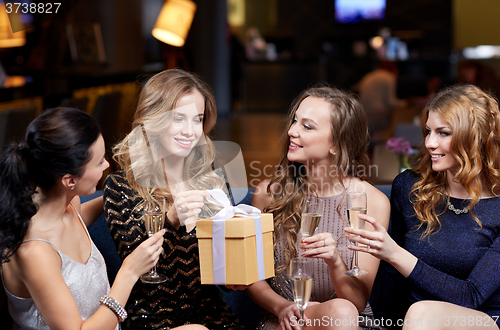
[
  {"left": 104, "top": 69, "right": 243, "bottom": 330},
  {"left": 247, "top": 85, "right": 390, "bottom": 330}
]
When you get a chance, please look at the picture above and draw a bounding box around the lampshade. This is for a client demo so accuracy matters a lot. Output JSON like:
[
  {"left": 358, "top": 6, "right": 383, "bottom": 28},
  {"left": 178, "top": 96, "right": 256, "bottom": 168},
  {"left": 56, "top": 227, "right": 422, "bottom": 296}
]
[
  {"left": 152, "top": 0, "right": 196, "bottom": 47},
  {"left": 0, "top": 3, "right": 26, "bottom": 48}
]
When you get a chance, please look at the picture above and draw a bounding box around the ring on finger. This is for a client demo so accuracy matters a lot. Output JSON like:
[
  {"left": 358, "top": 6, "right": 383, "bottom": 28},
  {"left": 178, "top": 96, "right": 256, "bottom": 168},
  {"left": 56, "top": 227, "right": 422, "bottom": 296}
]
[
  {"left": 179, "top": 204, "right": 188, "bottom": 212},
  {"left": 367, "top": 239, "right": 371, "bottom": 248}
]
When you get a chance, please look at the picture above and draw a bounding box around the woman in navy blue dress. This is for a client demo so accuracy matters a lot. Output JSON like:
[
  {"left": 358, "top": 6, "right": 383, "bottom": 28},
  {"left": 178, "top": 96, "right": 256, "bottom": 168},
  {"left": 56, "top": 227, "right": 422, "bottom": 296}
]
[{"left": 346, "top": 84, "right": 500, "bottom": 329}]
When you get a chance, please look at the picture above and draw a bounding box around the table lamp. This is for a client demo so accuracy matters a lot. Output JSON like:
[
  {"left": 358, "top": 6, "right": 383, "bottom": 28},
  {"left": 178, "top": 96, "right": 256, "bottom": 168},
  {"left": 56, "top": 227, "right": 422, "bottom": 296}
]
[{"left": 152, "top": 0, "right": 196, "bottom": 47}]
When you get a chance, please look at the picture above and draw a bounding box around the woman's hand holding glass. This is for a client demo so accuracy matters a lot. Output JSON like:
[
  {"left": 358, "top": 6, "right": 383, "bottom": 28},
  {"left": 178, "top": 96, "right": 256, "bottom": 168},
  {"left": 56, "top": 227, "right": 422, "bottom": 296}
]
[
  {"left": 299, "top": 233, "right": 342, "bottom": 266},
  {"left": 276, "top": 300, "right": 306, "bottom": 330},
  {"left": 345, "top": 192, "right": 369, "bottom": 276},
  {"left": 345, "top": 213, "right": 401, "bottom": 264},
  {"left": 289, "top": 257, "right": 313, "bottom": 330},
  {"left": 122, "top": 229, "right": 165, "bottom": 280},
  {"left": 141, "top": 198, "right": 168, "bottom": 284},
  {"left": 299, "top": 198, "right": 343, "bottom": 265}
]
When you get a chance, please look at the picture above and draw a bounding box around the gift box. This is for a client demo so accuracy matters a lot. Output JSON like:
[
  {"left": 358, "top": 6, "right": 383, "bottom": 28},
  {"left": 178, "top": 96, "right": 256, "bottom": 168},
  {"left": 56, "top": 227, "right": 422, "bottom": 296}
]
[{"left": 197, "top": 213, "right": 275, "bottom": 285}]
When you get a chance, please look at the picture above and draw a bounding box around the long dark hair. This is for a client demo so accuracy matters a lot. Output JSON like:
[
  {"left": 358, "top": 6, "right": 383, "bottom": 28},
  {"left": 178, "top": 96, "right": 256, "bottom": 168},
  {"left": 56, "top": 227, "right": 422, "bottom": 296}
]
[{"left": 0, "top": 107, "right": 101, "bottom": 262}]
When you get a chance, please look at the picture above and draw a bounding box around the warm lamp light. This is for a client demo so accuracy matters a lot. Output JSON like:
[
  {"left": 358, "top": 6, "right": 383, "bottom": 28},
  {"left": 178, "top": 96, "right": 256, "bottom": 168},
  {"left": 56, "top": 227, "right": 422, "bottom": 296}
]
[
  {"left": 152, "top": 0, "right": 196, "bottom": 47},
  {"left": 0, "top": 3, "right": 26, "bottom": 48},
  {"left": 370, "top": 36, "right": 384, "bottom": 50}
]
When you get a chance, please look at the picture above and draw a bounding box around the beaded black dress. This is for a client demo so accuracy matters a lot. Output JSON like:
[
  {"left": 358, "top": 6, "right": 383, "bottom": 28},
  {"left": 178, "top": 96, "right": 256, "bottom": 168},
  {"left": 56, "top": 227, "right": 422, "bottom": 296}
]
[{"left": 103, "top": 171, "right": 243, "bottom": 330}]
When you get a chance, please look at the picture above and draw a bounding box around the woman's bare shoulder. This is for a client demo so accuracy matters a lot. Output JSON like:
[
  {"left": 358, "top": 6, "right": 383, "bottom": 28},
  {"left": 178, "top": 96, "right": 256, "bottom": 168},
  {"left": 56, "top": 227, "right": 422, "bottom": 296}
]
[
  {"left": 350, "top": 178, "right": 388, "bottom": 200},
  {"left": 16, "top": 240, "right": 60, "bottom": 264},
  {"left": 8, "top": 240, "right": 62, "bottom": 284}
]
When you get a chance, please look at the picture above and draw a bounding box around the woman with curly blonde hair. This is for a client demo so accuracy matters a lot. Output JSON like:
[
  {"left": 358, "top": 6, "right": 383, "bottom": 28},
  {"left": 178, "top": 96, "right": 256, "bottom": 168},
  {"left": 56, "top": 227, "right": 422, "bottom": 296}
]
[
  {"left": 103, "top": 69, "right": 242, "bottom": 329},
  {"left": 246, "top": 84, "right": 390, "bottom": 330},
  {"left": 348, "top": 84, "right": 500, "bottom": 329}
]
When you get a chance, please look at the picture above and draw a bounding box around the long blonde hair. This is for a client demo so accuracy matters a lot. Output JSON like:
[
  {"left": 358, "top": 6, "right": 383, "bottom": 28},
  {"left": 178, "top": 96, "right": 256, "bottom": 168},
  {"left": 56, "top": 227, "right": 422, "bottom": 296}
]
[
  {"left": 412, "top": 84, "right": 500, "bottom": 237},
  {"left": 113, "top": 69, "right": 223, "bottom": 204},
  {"left": 265, "top": 85, "right": 370, "bottom": 273}
]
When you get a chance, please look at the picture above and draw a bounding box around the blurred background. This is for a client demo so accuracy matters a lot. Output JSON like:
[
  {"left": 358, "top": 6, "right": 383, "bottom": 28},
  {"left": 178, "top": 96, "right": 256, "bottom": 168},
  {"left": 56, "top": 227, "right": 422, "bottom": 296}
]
[{"left": 1, "top": 0, "right": 499, "bottom": 185}]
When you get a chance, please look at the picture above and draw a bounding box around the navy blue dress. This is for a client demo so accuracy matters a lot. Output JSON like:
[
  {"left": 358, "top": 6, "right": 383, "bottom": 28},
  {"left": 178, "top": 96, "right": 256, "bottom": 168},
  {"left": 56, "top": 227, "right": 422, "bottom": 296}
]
[{"left": 380, "top": 170, "right": 500, "bottom": 327}]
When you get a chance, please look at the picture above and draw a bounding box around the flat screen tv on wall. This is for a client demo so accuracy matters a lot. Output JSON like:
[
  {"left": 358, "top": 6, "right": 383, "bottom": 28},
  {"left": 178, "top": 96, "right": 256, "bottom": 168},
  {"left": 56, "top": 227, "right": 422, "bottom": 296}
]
[{"left": 335, "top": 0, "right": 385, "bottom": 24}]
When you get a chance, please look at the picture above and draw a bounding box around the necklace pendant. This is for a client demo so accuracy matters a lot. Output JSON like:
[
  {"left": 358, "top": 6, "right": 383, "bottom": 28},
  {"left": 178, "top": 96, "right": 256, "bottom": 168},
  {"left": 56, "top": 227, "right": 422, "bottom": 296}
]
[{"left": 447, "top": 201, "right": 469, "bottom": 215}]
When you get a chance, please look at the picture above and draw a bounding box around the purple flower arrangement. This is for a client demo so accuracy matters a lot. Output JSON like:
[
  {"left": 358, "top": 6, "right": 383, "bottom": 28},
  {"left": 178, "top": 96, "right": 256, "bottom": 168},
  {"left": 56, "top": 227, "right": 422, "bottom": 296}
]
[
  {"left": 386, "top": 137, "right": 414, "bottom": 170},
  {"left": 386, "top": 137, "right": 412, "bottom": 156}
]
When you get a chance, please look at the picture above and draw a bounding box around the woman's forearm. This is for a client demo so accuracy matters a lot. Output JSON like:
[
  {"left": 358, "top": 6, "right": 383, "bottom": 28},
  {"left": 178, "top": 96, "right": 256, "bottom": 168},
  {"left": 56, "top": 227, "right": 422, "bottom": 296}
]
[
  {"left": 327, "top": 258, "right": 369, "bottom": 312},
  {"left": 387, "top": 245, "right": 418, "bottom": 278},
  {"left": 80, "top": 265, "right": 137, "bottom": 330},
  {"left": 246, "top": 280, "right": 291, "bottom": 316}
]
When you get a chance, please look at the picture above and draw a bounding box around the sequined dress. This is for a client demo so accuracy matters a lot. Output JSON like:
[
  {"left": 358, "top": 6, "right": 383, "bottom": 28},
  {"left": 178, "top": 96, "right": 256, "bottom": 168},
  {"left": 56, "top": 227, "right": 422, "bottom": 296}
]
[
  {"left": 380, "top": 170, "right": 500, "bottom": 326},
  {"left": 103, "top": 171, "right": 243, "bottom": 330},
  {"left": 257, "top": 194, "right": 379, "bottom": 330},
  {"left": 2, "top": 204, "right": 117, "bottom": 330}
]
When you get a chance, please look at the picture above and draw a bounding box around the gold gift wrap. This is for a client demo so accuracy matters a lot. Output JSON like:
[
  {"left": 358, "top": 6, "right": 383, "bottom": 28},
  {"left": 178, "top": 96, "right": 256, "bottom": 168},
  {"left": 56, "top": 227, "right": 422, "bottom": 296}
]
[{"left": 196, "top": 213, "right": 275, "bottom": 285}]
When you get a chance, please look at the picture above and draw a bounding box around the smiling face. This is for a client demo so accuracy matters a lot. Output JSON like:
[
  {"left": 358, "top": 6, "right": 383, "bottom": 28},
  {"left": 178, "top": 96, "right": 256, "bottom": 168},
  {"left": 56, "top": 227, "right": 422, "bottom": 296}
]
[
  {"left": 160, "top": 90, "right": 205, "bottom": 159},
  {"left": 425, "top": 110, "right": 460, "bottom": 175},
  {"left": 287, "top": 96, "right": 335, "bottom": 166},
  {"left": 77, "top": 135, "right": 109, "bottom": 195}
]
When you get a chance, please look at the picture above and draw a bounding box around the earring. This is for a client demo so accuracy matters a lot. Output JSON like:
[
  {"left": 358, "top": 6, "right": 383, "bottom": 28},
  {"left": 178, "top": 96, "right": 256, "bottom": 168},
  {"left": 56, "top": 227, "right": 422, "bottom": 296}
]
[{"left": 70, "top": 186, "right": 75, "bottom": 190}]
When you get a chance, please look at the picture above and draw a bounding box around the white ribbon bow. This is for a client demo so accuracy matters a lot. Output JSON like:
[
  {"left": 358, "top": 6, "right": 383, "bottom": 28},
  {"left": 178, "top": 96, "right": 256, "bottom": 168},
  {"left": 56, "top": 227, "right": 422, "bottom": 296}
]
[
  {"left": 184, "top": 189, "right": 261, "bottom": 232},
  {"left": 207, "top": 189, "right": 261, "bottom": 220}
]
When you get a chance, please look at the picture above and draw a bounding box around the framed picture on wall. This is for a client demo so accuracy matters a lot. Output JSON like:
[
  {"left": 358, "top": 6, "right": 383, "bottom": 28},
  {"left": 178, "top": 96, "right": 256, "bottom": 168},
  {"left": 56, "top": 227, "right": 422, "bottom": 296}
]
[{"left": 66, "top": 22, "right": 106, "bottom": 64}]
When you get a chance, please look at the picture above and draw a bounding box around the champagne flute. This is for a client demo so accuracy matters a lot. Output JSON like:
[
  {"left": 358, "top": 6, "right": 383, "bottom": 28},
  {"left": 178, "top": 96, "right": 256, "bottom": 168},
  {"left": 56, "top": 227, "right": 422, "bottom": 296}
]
[
  {"left": 345, "top": 192, "right": 369, "bottom": 276},
  {"left": 141, "top": 198, "right": 167, "bottom": 284},
  {"left": 290, "top": 257, "right": 313, "bottom": 328},
  {"left": 300, "top": 198, "right": 325, "bottom": 239}
]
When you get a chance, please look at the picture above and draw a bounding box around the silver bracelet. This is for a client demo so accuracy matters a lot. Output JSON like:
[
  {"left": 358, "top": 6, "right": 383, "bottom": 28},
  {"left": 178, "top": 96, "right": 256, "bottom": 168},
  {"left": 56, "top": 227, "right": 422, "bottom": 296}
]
[{"left": 99, "top": 294, "right": 127, "bottom": 322}]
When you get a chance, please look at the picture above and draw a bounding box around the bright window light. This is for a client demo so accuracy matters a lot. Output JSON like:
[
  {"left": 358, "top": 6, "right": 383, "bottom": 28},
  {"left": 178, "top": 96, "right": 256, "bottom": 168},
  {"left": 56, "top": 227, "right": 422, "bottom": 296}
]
[{"left": 463, "top": 46, "right": 500, "bottom": 59}]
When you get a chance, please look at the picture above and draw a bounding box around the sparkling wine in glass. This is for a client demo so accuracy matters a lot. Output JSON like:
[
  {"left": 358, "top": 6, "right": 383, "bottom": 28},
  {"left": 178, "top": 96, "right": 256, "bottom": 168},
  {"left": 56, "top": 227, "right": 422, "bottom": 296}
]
[
  {"left": 290, "top": 257, "right": 313, "bottom": 328},
  {"left": 345, "top": 192, "right": 369, "bottom": 276},
  {"left": 141, "top": 198, "right": 167, "bottom": 284},
  {"left": 300, "top": 198, "right": 324, "bottom": 239}
]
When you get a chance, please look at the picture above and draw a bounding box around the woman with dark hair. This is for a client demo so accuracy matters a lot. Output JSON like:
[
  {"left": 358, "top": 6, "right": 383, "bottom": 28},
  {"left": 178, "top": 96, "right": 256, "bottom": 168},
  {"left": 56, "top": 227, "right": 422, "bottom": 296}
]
[
  {"left": 246, "top": 85, "right": 390, "bottom": 330},
  {"left": 348, "top": 84, "right": 500, "bottom": 329},
  {"left": 0, "top": 107, "right": 202, "bottom": 330},
  {"left": 104, "top": 69, "right": 243, "bottom": 329}
]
